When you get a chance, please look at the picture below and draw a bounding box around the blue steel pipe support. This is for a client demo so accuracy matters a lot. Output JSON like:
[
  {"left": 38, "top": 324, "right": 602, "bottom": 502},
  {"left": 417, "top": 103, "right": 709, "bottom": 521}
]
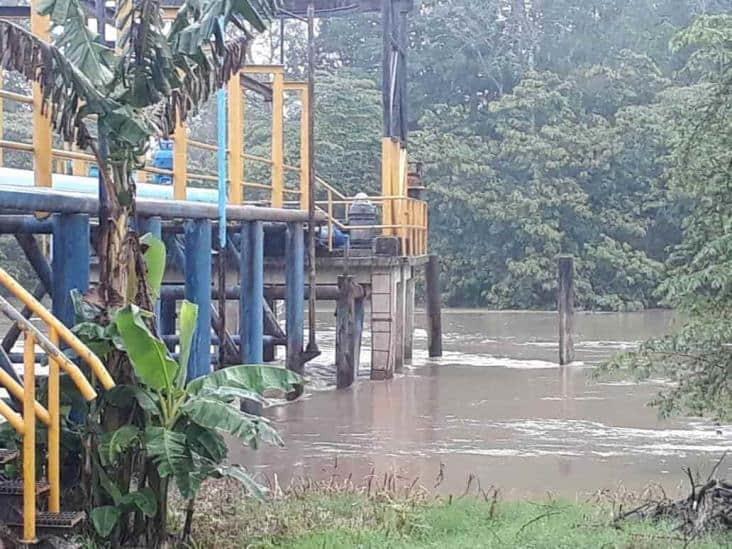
[
  {"left": 285, "top": 222, "right": 305, "bottom": 373},
  {"left": 160, "top": 297, "right": 176, "bottom": 353},
  {"left": 240, "top": 221, "right": 264, "bottom": 363},
  {"left": 138, "top": 216, "right": 163, "bottom": 328},
  {"left": 184, "top": 219, "right": 212, "bottom": 379},
  {"left": 52, "top": 214, "right": 90, "bottom": 327}
]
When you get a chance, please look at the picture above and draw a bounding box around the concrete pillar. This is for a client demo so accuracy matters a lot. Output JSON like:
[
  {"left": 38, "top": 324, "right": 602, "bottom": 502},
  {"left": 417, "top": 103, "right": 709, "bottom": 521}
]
[
  {"left": 394, "top": 266, "right": 406, "bottom": 373},
  {"left": 370, "top": 266, "right": 398, "bottom": 380},
  {"left": 404, "top": 273, "right": 415, "bottom": 362}
]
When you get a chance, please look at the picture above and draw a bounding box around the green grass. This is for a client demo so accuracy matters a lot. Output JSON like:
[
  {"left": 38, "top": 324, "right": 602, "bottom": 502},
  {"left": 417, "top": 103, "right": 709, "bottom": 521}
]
[{"left": 181, "top": 482, "right": 731, "bottom": 548}]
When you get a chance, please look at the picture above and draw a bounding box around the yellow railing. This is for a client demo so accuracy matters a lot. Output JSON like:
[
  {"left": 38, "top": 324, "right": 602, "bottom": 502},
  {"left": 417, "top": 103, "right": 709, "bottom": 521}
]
[
  {"left": 0, "top": 267, "right": 114, "bottom": 543},
  {"left": 0, "top": 58, "right": 429, "bottom": 256},
  {"left": 307, "top": 176, "right": 429, "bottom": 256}
]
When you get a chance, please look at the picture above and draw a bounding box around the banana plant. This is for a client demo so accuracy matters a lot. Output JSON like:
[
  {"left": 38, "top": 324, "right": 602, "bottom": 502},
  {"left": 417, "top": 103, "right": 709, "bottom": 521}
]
[
  {"left": 90, "top": 300, "right": 301, "bottom": 538},
  {"left": 0, "top": 0, "right": 275, "bottom": 307}
]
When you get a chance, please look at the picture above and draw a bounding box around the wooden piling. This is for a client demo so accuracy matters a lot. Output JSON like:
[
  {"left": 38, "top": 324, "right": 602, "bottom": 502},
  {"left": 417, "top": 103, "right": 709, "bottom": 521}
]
[
  {"left": 336, "top": 275, "right": 357, "bottom": 389},
  {"left": 285, "top": 222, "right": 305, "bottom": 374},
  {"left": 425, "top": 254, "right": 442, "bottom": 358},
  {"left": 558, "top": 255, "right": 575, "bottom": 366}
]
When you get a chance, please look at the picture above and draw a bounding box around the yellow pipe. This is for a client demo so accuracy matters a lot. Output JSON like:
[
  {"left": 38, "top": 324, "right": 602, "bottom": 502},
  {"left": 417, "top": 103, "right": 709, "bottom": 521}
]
[
  {"left": 242, "top": 65, "right": 285, "bottom": 75},
  {"left": 227, "top": 72, "right": 243, "bottom": 205},
  {"left": 48, "top": 328, "right": 60, "bottom": 513},
  {"left": 22, "top": 333, "right": 36, "bottom": 544},
  {"left": 0, "top": 399, "right": 24, "bottom": 434},
  {"left": 0, "top": 267, "right": 114, "bottom": 392},
  {"left": 31, "top": 9, "right": 51, "bottom": 190},
  {"left": 271, "top": 71, "right": 285, "bottom": 208},
  {"left": 0, "top": 368, "right": 50, "bottom": 425},
  {"left": 173, "top": 119, "right": 187, "bottom": 200},
  {"left": 381, "top": 138, "right": 394, "bottom": 236}
]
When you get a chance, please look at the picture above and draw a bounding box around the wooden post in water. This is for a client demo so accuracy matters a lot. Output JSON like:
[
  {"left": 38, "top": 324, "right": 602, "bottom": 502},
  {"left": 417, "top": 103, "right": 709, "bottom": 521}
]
[
  {"left": 558, "top": 255, "right": 575, "bottom": 366},
  {"left": 336, "top": 275, "right": 357, "bottom": 389},
  {"left": 426, "top": 254, "right": 442, "bottom": 358}
]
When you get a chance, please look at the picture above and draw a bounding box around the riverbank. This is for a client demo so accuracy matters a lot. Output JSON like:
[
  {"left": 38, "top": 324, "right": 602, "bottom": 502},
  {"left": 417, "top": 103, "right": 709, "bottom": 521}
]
[{"left": 174, "top": 478, "right": 729, "bottom": 548}]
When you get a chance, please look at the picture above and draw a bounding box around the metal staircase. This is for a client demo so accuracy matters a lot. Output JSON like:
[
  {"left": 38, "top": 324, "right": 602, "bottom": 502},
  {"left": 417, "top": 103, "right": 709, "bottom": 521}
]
[{"left": 0, "top": 267, "right": 114, "bottom": 543}]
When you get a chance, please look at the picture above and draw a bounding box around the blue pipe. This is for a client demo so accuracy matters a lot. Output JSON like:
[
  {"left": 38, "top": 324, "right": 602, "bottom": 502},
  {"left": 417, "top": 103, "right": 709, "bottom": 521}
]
[
  {"left": 52, "top": 214, "right": 90, "bottom": 327},
  {"left": 240, "top": 221, "right": 264, "bottom": 363},
  {"left": 184, "top": 218, "right": 212, "bottom": 380}
]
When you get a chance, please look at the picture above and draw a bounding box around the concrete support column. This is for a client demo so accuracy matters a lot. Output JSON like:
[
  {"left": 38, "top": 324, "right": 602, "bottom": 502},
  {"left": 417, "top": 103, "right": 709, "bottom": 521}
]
[
  {"left": 394, "top": 267, "right": 406, "bottom": 373},
  {"left": 404, "top": 273, "right": 415, "bottom": 362},
  {"left": 370, "top": 267, "right": 399, "bottom": 380},
  {"left": 52, "top": 214, "right": 90, "bottom": 328}
]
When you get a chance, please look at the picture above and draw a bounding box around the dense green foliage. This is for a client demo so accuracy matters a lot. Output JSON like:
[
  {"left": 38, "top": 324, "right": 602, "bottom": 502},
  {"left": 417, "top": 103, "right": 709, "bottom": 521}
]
[
  {"left": 305, "top": 0, "right": 729, "bottom": 310},
  {"left": 603, "top": 14, "right": 732, "bottom": 420}
]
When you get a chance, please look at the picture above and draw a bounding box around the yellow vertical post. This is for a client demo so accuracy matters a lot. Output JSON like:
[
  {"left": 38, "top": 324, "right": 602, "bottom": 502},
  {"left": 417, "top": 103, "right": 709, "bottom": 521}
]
[
  {"left": 299, "top": 86, "right": 310, "bottom": 211},
  {"left": 271, "top": 71, "right": 285, "bottom": 208},
  {"left": 31, "top": 9, "right": 52, "bottom": 188},
  {"left": 381, "top": 138, "right": 393, "bottom": 236},
  {"left": 228, "top": 72, "right": 243, "bottom": 205},
  {"left": 173, "top": 118, "right": 187, "bottom": 200},
  {"left": 48, "top": 328, "right": 60, "bottom": 513},
  {"left": 22, "top": 333, "right": 36, "bottom": 544}
]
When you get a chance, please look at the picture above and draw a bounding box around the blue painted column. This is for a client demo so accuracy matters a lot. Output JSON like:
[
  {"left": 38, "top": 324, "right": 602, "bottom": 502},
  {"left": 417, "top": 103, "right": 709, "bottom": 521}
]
[
  {"left": 52, "top": 214, "right": 90, "bottom": 327},
  {"left": 285, "top": 222, "right": 304, "bottom": 373},
  {"left": 160, "top": 297, "right": 176, "bottom": 352},
  {"left": 240, "top": 221, "right": 264, "bottom": 364},
  {"left": 184, "top": 219, "right": 212, "bottom": 379},
  {"left": 138, "top": 216, "right": 163, "bottom": 327}
]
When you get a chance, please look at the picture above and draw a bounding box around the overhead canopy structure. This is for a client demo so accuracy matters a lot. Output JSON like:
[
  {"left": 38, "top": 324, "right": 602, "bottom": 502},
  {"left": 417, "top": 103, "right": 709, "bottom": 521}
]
[{"left": 279, "top": 0, "right": 412, "bottom": 143}]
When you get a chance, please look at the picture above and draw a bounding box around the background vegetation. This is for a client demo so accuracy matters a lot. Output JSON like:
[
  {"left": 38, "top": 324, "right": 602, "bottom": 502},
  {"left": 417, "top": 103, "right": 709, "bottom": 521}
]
[{"left": 280, "top": 0, "right": 730, "bottom": 311}]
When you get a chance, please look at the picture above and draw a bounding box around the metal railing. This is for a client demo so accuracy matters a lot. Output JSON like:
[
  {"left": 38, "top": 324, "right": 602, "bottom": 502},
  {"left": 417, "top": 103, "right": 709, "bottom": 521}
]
[
  {"left": 0, "top": 267, "right": 114, "bottom": 543},
  {"left": 0, "top": 62, "right": 429, "bottom": 257}
]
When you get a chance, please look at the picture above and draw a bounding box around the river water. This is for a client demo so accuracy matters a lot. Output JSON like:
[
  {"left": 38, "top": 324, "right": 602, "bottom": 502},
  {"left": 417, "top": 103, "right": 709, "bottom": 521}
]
[{"left": 234, "top": 309, "right": 732, "bottom": 499}]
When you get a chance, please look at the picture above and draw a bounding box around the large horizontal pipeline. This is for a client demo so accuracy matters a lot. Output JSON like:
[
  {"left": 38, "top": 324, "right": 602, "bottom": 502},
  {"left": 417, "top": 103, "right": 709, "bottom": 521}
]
[
  {"left": 0, "top": 216, "right": 55, "bottom": 233},
  {"left": 0, "top": 187, "right": 324, "bottom": 223},
  {"left": 161, "top": 334, "right": 286, "bottom": 346}
]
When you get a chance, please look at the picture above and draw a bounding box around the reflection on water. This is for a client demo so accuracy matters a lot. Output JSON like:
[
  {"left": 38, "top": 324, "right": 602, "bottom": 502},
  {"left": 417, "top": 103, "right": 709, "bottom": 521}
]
[{"left": 232, "top": 309, "right": 732, "bottom": 498}]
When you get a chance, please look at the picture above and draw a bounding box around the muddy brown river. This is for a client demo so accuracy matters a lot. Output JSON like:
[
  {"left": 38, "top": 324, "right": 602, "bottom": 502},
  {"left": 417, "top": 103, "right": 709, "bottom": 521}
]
[{"left": 232, "top": 309, "right": 732, "bottom": 499}]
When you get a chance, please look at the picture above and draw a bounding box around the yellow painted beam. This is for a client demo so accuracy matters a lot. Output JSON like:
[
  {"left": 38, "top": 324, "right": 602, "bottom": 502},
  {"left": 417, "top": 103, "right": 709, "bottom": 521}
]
[
  {"left": 31, "top": 9, "right": 52, "bottom": 189},
  {"left": 381, "top": 138, "right": 394, "bottom": 236},
  {"left": 0, "top": 267, "right": 114, "bottom": 393},
  {"left": 271, "top": 71, "right": 285, "bottom": 208},
  {"left": 173, "top": 119, "right": 187, "bottom": 200},
  {"left": 242, "top": 65, "right": 285, "bottom": 75},
  {"left": 227, "top": 73, "right": 243, "bottom": 205},
  {"left": 0, "top": 399, "right": 23, "bottom": 434},
  {"left": 48, "top": 328, "right": 60, "bottom": 513},
  {"left": 22, "top": 333, "right": 37, "bottom": 544},
  {"left": 0, "top": 368, "right": 50, "bottom": 425}
]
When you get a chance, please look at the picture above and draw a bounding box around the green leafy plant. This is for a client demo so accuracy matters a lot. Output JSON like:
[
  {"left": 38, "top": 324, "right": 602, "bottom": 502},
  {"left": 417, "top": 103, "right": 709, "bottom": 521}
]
[{"left": 89, "top": 301, "right": 301, "bottom": 539}]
